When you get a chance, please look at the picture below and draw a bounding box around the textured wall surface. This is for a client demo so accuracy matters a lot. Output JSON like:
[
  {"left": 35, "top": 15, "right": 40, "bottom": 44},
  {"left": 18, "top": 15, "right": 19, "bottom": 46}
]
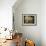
[{"left": 13, "top": 0, "right": 41, "bottom": 46}]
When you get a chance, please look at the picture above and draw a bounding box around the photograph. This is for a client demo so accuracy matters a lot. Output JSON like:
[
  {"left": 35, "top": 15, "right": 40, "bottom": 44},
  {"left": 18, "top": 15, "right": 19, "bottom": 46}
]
[{"left": 22, "top": 14, "right": 37, "bottom": 26}]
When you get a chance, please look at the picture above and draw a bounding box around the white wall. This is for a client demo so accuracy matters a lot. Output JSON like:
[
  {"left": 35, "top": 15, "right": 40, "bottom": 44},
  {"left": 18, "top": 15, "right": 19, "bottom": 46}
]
[
  {"left": 13, "top": 0, "right": 41, "bottom": 46},
  {"left": 41, "top": 0, "right": 46, "bottom": 46},
  {"left": 0, "top": 0, "right": 16, "bottom": 30}
]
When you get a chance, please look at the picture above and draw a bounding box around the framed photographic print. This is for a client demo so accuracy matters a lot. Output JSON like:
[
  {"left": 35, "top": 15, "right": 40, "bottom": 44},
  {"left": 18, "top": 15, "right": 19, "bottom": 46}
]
[{"left": 22, "top": 14, "right": 37, "bottom": 26}]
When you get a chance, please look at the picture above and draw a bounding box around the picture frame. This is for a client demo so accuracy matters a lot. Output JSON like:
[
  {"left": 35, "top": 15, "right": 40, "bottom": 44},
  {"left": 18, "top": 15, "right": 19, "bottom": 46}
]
[{"left": 22, "top": 14, "right": 37, "bottom": 26}]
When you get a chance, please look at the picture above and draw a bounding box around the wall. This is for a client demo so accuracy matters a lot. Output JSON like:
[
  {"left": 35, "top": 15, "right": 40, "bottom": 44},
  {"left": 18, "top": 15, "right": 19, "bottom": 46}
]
[
  {"left": 13, "top": 0, "right": 41, "bottom": 46},
  {"left": 41, "top": 0, "right": 46, "bottom": 46},
  {"left": 0, "top": 0, "right": 16, "bottom": 30}
]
